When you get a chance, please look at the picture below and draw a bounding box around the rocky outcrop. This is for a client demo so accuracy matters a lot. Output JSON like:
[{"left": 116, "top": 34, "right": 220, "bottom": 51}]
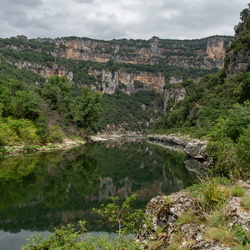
[
  {"left": 163, "top": 87, "right": 186, "bottom": 112},
  {"left": 89, "top": 69, "right": 166, "bottom": 94},
  {"left": 226, "top": 50, "right": 250, "bottom": 75},
  {"left": 206, "top": 37, "right": 229, "bottom": 68},
  {"left": 136, "top": 180, "right": 250, "bottom": 249},
  {"left": 13, "top": 61, "right": 73, "bottom": 81},
  {"left": 2, "top": 35, "right": 233, "bottom": 96},
  {"left": 147, "top": 134, "right": 207, "bottom": 159}
]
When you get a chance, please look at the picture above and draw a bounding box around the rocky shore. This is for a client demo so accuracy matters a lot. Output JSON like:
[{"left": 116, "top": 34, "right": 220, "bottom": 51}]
[
  {"left": 0, "top": 138, "right": 84, "bottom": 156},
  {"left": 147, "top": 134, "right": 207, "bottom": 159},
  {"left": 136, "top": 180, "right": 250, "bottom": 249}
]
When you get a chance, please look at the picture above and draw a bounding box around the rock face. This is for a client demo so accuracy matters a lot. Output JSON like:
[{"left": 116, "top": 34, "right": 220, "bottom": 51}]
[
  {"left": 13, "top": 61, "right": 73, "bottom": 81},
  {"left": 136, "top": 180, "right": 250, "bottom": 249},
  {"left": 3, "top": 35, "right": 233, "bottom": 95},
  {"left": 184, "top": 141, "right": 207, "bottom": 158},
  {"left": 163, "top": 87, "right": 186, "bottom": 112},
  {"left": 206, "top": 37, "right": 229, "bottom": 68},
  {"left": 226, "top": 50, "right": 250, "bottom": 75},
  {"left": 42, "top": 36, "right": 231, "bottom": 69},
  {"left": 89, "top": 69, "right": 165, "bottom": 94}
]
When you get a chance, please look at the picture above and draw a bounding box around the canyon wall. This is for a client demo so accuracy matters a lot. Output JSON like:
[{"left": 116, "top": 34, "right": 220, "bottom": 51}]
[{"left": 42, "top": 36, "right": 232, "bottom": 69}]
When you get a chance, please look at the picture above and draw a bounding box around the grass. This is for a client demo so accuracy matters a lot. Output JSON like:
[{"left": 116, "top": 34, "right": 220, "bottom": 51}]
[
  {"left": 177, "top": 211, "right": 198, "bottom": 225},
  {"left": 231, "top": 185, "right": 245, "bottom": 197},
  {"left": 241, "top": 195, "right": 250, "bottom": 211},
  {"left": 207, "top": 208, "right": 228, "bottom": 227},
  {"left": 206, "top": 226, "right": 236, "bottom": 246}
]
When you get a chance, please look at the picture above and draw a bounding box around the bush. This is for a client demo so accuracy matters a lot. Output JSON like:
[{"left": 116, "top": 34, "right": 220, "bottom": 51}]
[
  {"left": 7, "top": 118, "right": 40, "bottom": 145},
  {"left": 188, "top": 178, "right": 229, "bottom": 211}
]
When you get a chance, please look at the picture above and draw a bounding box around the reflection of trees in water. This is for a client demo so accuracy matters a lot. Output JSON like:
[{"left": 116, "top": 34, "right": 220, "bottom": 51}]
[
  {"left": 0, "top": 148, "right": 100, "bottom": 232},
  {"left": 87, "top": 139, "right": 198, "bottom": 201},
  {"left": 0, "top": 139, "right": 198, "bottom": 233}
]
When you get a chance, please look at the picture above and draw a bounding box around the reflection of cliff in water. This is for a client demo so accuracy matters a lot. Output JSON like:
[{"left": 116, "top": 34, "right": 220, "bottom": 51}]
[{"left": 0, "top": 138, "right": 198, "bottom": 233}]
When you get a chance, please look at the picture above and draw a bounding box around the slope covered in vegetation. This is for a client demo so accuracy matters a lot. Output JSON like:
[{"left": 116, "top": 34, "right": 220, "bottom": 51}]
[{"left": 152, "top": 4, "right": 250, "bottom": 178}]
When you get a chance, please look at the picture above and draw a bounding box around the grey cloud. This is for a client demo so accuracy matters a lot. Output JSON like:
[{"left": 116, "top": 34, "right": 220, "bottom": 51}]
[
  {"left": 5, "top": 0, "right": 43, "bottom": 7},
  {"left": 0, "top": 0, "right": 248, "bottom": 40},
  {"left": 75, "top": 0, "right": 95, "bottom": 4}
]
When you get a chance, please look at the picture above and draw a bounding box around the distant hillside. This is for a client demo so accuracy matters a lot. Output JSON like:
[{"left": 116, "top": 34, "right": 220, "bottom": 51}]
[{"left": 0, "top": 35, "right": 233, "bottom": 134}]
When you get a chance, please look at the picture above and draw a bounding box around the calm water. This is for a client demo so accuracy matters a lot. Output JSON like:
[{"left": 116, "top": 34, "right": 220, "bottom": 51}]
[{"left": 0, "top": 138, "right": 199, "bottom": 249}]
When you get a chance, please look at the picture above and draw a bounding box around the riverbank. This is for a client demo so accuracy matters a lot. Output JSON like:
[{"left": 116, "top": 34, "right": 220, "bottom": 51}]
[
  {"left": 147, "top": 134, "right": 207, "bottom": 159},
  {"left": 0, "top": 138, "right": 85, "bottom": 156},
  {"left": 90, "top": 134, "right": 145, "bottom": 141},
  {"left": 0, "top": 134, "right": 145, "bottom": 156}
]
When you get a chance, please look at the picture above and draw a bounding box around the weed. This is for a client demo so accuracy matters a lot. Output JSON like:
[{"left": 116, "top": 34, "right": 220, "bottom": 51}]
[
  {"left": 148, "top": 240, "right": 164, "bottom": 250},
  {"left": 201, "top": 179, "right": 228, "bottom": 210},
  {"left": 155, "top": 226, "right": 164, "bottom": 234}
]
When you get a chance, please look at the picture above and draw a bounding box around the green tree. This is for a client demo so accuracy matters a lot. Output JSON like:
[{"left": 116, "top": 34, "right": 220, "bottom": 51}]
[
  {"left": 70, "top": 87, "right": 102, "bottom": 132},
  {"left": 39, "top": 76, "right": 72, "bottom": 113},
  {"left": 93, "top": 195, "right": 144, "bottom": 236}
]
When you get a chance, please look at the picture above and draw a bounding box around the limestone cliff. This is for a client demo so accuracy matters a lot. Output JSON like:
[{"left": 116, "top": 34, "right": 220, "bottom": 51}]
[
  {"left": 12, "top": 61, "right": 73, "bottom": 81},
  {"left": 36, "top": 36, "right": 232, "bottom": 69},
  {"left": 1, "top": 35, "right": 233, "bottom": 96},
  {"left": 88, "top": 69, "right": 165, "bottom": 94}
]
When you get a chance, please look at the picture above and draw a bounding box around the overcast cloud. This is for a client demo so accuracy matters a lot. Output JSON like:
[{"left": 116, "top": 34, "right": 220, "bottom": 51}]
[{"left": 0, "top": 0, "right": 248, "bottom": 40}]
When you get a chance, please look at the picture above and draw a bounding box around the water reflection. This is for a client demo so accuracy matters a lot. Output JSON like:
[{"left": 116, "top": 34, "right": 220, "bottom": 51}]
[{"left": 0, "top": 138, "right": 198, "bottom": 240}]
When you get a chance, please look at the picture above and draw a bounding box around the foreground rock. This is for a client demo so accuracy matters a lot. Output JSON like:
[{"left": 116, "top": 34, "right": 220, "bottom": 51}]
[{"left": 136, "top": 180, "right": 250, "bottom": 249}]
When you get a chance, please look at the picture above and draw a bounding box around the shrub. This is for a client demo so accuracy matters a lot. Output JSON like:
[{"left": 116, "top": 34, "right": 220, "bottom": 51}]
[
  {"left": 47, "top": 125, "right": 64, "bottom": 143},
  {"left": 188, "top": 178, "right": 229, "bottom": 211},
  {"left": 233, "top": 224, "right": 250, "bottom": 246},
  {"left": 7, "top": 118, "right": 40, "bottom": 145}
]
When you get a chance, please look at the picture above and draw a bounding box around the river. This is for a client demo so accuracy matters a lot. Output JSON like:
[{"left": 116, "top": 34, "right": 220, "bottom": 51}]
[{"left": 0, "top": 138, "right": 199, "bottom": 249}]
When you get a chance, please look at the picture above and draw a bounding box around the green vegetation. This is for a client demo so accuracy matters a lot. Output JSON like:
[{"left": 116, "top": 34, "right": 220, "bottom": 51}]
[
  {"left": 0, "top": 73, "right": 102, "bottom": 146},
  {"left": 188, "top": 177, "right": 230, "bottom": 211},
  {"left": 23, "top": 196, "right": 143, "bottom": 250},
  {"left": 98, "top": 90, "right": 163, "bottom": 132},
  {"left": 93, "top": 195, "right": 144, "bottom": 236},
  {"left": 151, "top": 4, "right": 250, "bottom": 178},
  {"left": 148, "top": 178, "right": 250, "bottom": 249}
]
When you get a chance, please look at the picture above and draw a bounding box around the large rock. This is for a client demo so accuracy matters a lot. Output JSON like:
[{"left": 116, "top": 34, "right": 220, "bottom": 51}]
[
  {"left": 184, "top": 140, "right": 207, "bottom": 158},
  {"left": 136, "top": 181, "right": 250, "bottom": 249},
  {"left": 147, "top": 134, "right": 207, "bottom": 159}
]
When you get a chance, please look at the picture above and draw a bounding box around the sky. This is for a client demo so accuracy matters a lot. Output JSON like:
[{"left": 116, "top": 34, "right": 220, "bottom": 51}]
[{"left": 0, "top": 0, "right": 248, "bottom": 41}]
